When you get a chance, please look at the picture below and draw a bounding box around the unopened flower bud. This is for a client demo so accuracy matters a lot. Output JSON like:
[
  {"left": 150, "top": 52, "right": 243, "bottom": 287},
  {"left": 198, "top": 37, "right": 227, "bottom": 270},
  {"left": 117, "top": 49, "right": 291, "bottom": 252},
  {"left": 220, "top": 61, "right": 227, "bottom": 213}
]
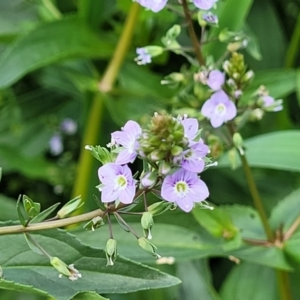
[
  {"left": 140, "top": 171, "right": 158, "bottom": 189},
  {"left": 23, "top": 195, "right": 40, "bottom": 218},
  {"left": 170, "top": 145, "right": 183, "bottom": 156},
  {"left": 228, "top": 148, "right": 238, "bottom": 169},
  {"left": 83, "top": 216, "right": 105, "bottom": 231},
  {"left": 241, "top": 70, "right": 254, "bottom": 83},
  {"left": 138, "top": 237, "right": 161, "bottom": 259},
  {"left": 250, "top": 108, "right": 264, "bottom": 121},
  {"left": 149, "top": 150, "right": 165, "bottom": 161},
  {"left": 141, "top": 212, "right": 154, "bottom": 239},
  {"left": 50, "top": 257, "right": 82, "bottom": 281},
  {"left": 106, "top": 239, "right": 117, "bottom": 266},
  {"left": 148, "top": 201, "right": 173, "bottom": 216},
  {"left": 158, "top": 160, "right": 171, "bottom": 175},
  {"left": 56, "top": 196, "right": 83, "bottom": 219},
  {"left": 232, "top": 133, "right": 244, "bottom": 155}
]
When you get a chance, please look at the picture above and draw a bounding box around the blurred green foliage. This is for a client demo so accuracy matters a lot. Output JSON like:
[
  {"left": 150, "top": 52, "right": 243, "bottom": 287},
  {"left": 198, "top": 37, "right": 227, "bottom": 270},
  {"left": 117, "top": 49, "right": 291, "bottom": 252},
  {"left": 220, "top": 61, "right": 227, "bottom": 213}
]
[{"left": 0, "top": 0, "right": 300, "bottom": 299}]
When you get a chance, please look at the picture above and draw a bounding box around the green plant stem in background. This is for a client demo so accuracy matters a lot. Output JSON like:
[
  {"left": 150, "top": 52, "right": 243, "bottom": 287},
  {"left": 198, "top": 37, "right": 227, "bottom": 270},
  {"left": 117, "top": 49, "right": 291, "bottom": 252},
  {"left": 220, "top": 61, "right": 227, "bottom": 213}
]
[
  {"left": 239, "top": 154, "right": 274, "bottom": 241},
  {"left": 0, "top": 209, "right": 104, "bottom": 235},
  {"left": 277, "top": 270, "right": 293, "bottom": 300},
  {"left": 181, "top": 0, "right": 205, "bottom": 66},
  {"left": 41, "top": 0, "right": 62, "bottom": 19},
  {"left": 285, "top": 11, "right": 300, "bottom": 67},
  {"left": 71, "top": 3, "right": 141, "bottom": 204}
]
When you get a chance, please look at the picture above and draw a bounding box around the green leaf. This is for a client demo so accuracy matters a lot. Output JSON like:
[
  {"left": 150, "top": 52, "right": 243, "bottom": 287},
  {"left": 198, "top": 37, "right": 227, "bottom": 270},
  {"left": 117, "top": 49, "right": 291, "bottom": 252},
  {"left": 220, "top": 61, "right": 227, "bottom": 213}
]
[
  {"left": 203, "top": 0, "right": 254, "bottom": 58},
  {"left": 176, "top": 260, "right": 221, "bottom": 300},
  {"left": 0, "top": 229, "right": 180, "bottom": 299},
  {"left": 76, "top": 223, "right": 292, "bottom": 270},
  {"left": 243, "top": 69, "right": 296, "bottom": 99},
  {"left": 0, "top": 16, "right": 113, "bottom": 89},
  {"left": 0, "top": 144, "right": 60, "bottom": 182},
  {"left": 31, "top": 203, "right": 61, "bottom": 223},
  {"left": 220, "top": 263, "right": 279, "bottom": 300},
  {"left": 16, "top": 196, "right": 26, "bottom": 227},
  {"left": 269, "top": 188, "right": 300, "bottom": 232},
  {"left": 285, "top": 232, "right": 300, "bottom": 263},
  {"left": 78, "top": 0, "right": 116, "bottom": 29},
  {"left": 0, "top": 195, "right": 18, "bottom": 221},
  {"left": 192, "top": 206, "right": 239, "bottom": 238},
  {"left": 23, "top": 233, "right": 45, "bottom": 256},
  {"left": 218, "top": 131, "right": 300, "bottom": 172},
  {"left": 72, "top": 292, "right": 109, "bottom": 300}
]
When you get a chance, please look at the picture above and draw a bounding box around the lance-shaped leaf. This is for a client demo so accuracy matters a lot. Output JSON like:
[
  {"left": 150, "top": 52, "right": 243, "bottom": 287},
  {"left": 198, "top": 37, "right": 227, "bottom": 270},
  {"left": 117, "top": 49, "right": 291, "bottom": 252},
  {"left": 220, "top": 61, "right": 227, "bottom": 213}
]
[
  {"left": 0, "top": 16, "right": 113, "bottom": 88},
  {"left": 0, "top": 228, "right": 180, "bottom": 300}
]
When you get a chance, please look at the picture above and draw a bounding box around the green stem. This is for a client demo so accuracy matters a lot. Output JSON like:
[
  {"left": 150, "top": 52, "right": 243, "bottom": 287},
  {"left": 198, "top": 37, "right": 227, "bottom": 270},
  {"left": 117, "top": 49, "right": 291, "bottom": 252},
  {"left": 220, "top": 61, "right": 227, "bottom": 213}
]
[
  {"left": 277, "top": 271, "right": 293, "bottom": 300},
  {"left": 41, "top": 0, "right": 62, "bottom": 19},
  {"left": 181, "top": 0, "right": 205, "bottom": 66},
  {"left": 71, "top": 3, "right": 141, "bottom": 203},
  {"left": 239, "top": 154, "right": 273, "bottom": 241},
  {"left": 285, "top": 11, "right": 300, "bottom": 68},
  {"left": 0, "top": 209, "right": 104, "bottom": 235}
]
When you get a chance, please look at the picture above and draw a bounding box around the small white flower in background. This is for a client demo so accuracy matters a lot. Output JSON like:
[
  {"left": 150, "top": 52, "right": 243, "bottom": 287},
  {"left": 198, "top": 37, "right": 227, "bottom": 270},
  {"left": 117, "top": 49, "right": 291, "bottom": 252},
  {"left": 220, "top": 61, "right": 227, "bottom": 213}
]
[
  {"left": 60, "top": 118, "right": 77, "bottom": 135},
  {"left": 49, "top": 134, "right": 63, "bottom": 156}
]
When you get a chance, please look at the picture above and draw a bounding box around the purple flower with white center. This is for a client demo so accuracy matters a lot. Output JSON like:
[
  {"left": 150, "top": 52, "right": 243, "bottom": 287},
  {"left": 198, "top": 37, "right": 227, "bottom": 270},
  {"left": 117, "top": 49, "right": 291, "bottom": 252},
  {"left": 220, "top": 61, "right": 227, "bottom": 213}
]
[
  {"left": 174, "top": 142, "right": 209, "bottom": 173},
  {"left": 161, "top": 168, "right": 209, "bottom": 212},
  {"left": 207, "top": 70, "right": 225, "bottom": 91},
  {"left": 98, "top": 163, "right": 136, "bottom": 204},
  {"left": 180, "top": 117, "right": 199, "bottom": 144},
  {"left": 49, "top": 133, "right": 63, "bottom": 156},
  {"left": 135, "top": 0, "right": 168, "bottom": 12},
  {"left": 201, "top": 90, "right": 237, "bottom": 128},
  {"left": 111, "top": 120, "right": 142, "bottom": 164},
  {"left": 60, "top": 118, "right": 77, "bottom": 135},
  {"left": 135, "top": 48, "right": 152, "bottom": 65},
  {"left": 193, "top": 0, "right": 218, "bottom": 10}
]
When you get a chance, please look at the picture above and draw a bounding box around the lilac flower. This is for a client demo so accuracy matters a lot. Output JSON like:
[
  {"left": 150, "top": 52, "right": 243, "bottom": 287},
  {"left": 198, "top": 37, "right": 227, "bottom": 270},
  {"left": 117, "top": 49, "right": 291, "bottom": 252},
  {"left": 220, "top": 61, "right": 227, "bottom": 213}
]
[
  {"left": 207, "top": 70, "right": 225, "bottom": 91},
  {"left": 60, "top": 118, "right": 77, "bottom": 135},
  {"left": 49, "top": 134, "right": 63, "bottom": 156},
  {"left": 135, "top": 48, "right": 152, "bottom": 65},
  {"left": 261, "top": 95, "right": 283, "bottom": 112},
  {"left": 202, "top": 12, "right": 218, "bottom": 25},
  {"left": 161, "top": 168, "right": 209, "bottom": 212},
  {"left": 98, "top": 163, "right": 136, "bottom": 204},
  {"left": 174, "top": 142, "right": 209, "bottom": 173},
  {"left": 201, "top": 90, "right": 237, "bottom": 128},
  {"left": 180, "top": 117, "right": 199, "bottom": 144},
  {"left": 135, "top": 0, "right": 168, "bottom": 12},
  {"left": 111, "top": 120, "right": 142, "bottom": 164},
  {"left": 193, "top": 0, "right": 218, "bottom": 10}
]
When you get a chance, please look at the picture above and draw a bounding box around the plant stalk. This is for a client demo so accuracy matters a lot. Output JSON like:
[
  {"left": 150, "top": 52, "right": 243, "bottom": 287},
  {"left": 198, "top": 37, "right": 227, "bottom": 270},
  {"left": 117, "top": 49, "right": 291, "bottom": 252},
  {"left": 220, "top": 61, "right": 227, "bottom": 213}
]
[
  {"left": 181, "top": 0, "right": 205, "bottom": 66},
  {"left": 71, "top": 3, "right": 141, "bottom": 204}
]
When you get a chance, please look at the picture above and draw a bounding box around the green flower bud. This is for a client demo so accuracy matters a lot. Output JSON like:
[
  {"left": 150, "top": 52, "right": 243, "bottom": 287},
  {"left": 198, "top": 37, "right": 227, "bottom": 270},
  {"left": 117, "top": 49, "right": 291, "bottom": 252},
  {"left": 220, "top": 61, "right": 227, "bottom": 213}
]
[
  {"left": 141, "top": 212, "right": 154, "bottom": 239},
  {"left": 143, "top": 46, "right": 164, "bottom": 58},
  {"left": 85, "top": 145, "right": 113, "bottom": 165},
  {"left": 23, "top": 195, "right": 40, "bottom": 218},
  {"left": 148, "top": 201, "right": 173, "bottom": 216},
  {"left": 140, "top": 171, "right": 158, "bottom": 189},
  {"left": 83, "top": 216, "right": 105, "bottom": 231},
  {"left": 170, "top": 145, "right": 183, "bottom": 156},
  {"left": 233, "top": 133, "right": 244, "bottom": 155},
  {"left": 106, "top": 239, "right": 117, "bottom": 266},
  {"left": 138, "top": 237, "right": 161, "bottom": 259},
  {"left": 228, "top": 148, "right": 238, "bottom": 170},
  {"left": 158, "top": 161, "right": 171, "bottom": 175},
  {"left": 0, "top": 266, "right": 3, "bottom": 278},
  {"left": 50, "top": 257, "right": 82, "bottom": 281},
  {"left": 56, "top": 196, "right": 84, "bottom": 219}
]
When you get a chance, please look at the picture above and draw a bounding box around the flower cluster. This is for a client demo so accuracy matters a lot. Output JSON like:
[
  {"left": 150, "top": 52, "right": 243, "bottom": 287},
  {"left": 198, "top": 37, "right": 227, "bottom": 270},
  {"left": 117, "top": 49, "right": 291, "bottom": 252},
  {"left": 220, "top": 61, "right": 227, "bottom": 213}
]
[
  {"left": 96, "top": 114, "right": 211, "bottom": 212},
  {"left": 134, "top": 0, "right": 218, "bottom": 12}
]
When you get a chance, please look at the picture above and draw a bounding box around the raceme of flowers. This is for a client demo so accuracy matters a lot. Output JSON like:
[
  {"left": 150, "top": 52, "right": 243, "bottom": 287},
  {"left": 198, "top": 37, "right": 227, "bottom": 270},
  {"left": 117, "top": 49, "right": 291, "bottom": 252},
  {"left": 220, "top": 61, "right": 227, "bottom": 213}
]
[
  {"left": 134, "top": 0, "right": 218, "bottom": 12},
  {"left": 97, "top": 114, "right": 211, "bottom": 212}
]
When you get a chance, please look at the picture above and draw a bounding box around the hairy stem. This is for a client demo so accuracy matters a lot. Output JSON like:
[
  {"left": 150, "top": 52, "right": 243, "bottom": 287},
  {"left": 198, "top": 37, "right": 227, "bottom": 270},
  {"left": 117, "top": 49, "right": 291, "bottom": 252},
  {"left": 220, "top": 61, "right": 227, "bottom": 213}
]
[
  {"left": 181, "top": 0, "right": 205, "bottom": 66},
  {"left": 0, "top": 209, "right": 104, "bottom": 235},
  {"left": 239, "top": 154, "right": 274, "bottom": 241}
]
